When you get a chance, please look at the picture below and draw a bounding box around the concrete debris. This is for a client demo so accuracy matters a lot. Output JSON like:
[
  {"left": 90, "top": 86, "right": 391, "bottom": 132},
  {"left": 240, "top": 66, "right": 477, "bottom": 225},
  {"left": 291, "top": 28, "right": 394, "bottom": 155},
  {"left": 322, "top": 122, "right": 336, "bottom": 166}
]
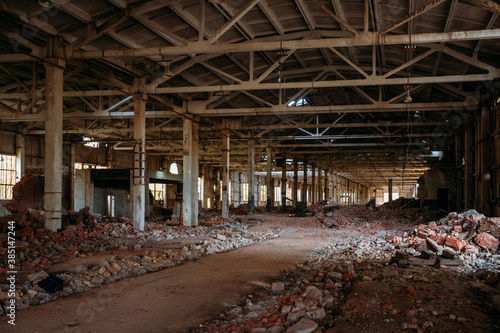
[
  {"left": 0, "top": 211, "right": 284, "bottom": 314},
  {"left": 285, "top": 318, "right": 318, "bottom": 333}
]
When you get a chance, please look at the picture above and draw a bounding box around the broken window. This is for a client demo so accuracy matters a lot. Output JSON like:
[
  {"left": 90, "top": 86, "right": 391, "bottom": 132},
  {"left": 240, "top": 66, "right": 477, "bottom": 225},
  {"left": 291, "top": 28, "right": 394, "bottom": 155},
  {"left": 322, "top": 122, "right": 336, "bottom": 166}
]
[
  {"left": 0, "top": 154, "right": 16, "bottom": 200},
  {"left": 242, "top": 183, "right": 249, "bottom": 202},
  {"left": 83, "top": 136, "right": 99, "bottom": 148}
]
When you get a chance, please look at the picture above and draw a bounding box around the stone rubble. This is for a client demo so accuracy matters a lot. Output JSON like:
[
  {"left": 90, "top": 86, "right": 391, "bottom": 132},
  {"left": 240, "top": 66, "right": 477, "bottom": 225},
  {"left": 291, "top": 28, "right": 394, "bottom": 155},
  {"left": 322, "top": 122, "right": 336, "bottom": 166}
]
[
  {"left": 0, "top": 211, "right": 284, "bottom": 314},
  {"left": 190, "top": 205, "right": 500, "bottom": 332}
]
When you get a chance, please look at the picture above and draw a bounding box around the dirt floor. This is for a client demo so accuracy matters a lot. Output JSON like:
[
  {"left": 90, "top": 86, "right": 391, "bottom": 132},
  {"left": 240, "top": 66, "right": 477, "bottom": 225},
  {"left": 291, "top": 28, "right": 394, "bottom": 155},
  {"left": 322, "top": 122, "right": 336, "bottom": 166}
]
[
  {"left": 1, "top": 214, "right": 499, "bottom": 333},
  {"left": 0, "top": 215, "right": 357, "bottom": 333}
]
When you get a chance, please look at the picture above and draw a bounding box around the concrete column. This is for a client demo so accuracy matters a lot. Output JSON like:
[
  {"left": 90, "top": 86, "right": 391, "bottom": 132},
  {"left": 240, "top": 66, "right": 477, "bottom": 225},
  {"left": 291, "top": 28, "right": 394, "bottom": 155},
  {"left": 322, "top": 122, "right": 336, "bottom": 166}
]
[
  {"left": 317, "top": 168, "right": 322, "bottom": 201},
  {"left": 281, "top": 152, "right": 287, "bottom": 211},
  {"left": 388, "top": 179, "right": 393, "bottom": 203},
  {"left": 132, "top": 92, "right": 146, "bottom": 230},
  {"left": 302, "top": 160, "right": 307, "bottom": 203},
  {"left": 464, "top": 127, "right": 474, "bottom": 209},
  {"left": 70, "top": 144, "right": 76, "bottom": 211},
  {"left": 222, "top": 130, "right": 230, "bottom": 218},
  {"left": 311, "top": 165, "right": 316, "bottom": 204},
  {"left": 333, "top": 174, "right": 337, "bottom": 203},
  {"left": 43, "top": 58, "right": 64, "bottom": 232},
  {"left": 266, "top": 146, "right": 272, "bottom": 212},
  {"left": 106, "top": 146, "right": 114, "bottom": 168},
  {"left": 248, "top": 140, "right": 255, "bottom": 214},
  {"left": 293, "top": 159, "right": 298, "bottom": 208},
  {"left": 182, "top": 117, "right": 199, "bottom": 226},
  {"left": 215, "top": 168, "right": 221, "bottom": 209},
  {"left": 328, "top": 170, "right": 332, "bottom": 203},
  {"left": 15, "top": 134, "right": 26, "bottom": 180}
]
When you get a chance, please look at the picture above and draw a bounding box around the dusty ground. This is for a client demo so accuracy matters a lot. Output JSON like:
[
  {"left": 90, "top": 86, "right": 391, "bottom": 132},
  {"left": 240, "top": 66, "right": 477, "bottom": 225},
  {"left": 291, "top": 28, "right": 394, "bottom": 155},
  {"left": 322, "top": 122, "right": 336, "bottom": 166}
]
[
  {"left": 1, "top": 213, "right": 499, "bottom": 333},
  {"left": 0, "top": 215, "right": 357, "bottom": 333}
]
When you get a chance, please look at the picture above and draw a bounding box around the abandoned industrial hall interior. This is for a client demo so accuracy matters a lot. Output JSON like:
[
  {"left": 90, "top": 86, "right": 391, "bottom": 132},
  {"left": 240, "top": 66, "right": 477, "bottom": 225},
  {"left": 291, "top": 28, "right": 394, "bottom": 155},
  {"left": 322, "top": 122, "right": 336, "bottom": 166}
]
[{"left": 0, "top": 0, "right": 500, "bottom": 332}]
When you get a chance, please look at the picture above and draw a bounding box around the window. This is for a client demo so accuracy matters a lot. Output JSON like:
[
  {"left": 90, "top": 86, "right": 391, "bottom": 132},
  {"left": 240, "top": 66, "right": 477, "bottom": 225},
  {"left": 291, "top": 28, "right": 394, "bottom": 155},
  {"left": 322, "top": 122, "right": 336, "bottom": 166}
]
[
  {"left": 149, "top": 183, "right": 165, "bottom": 201},
  {"left": 198, "top": 177, "right": 203, "bottom": 201},
  {"left": 260, "top": 185, "right": 267, "bottom": 202},
  {"left": 242, "top": 183, "right": 249, "bottom": 202},
  {"left": 274, "top": 187, "right": 281, "bottom": 204},
  {"left": 107, "top": 195, "right": 115, "bottom": 217},
  {"left": 169, "top": 162, "right": 179, "bottom": 174},
  {"left": 287, "top": 98, "right": 308, "bottom": 107},
  {"left": 83, "top": 136, "right": 99, "bottom": 148},
  {"left": 383, "top": 193, "right": 399, "bottom": 203},
  {"left": 0, "top": 154, "right": 16, "bottom": 200},
  {"left": 286, "top": 188, "right": 292, "bottom": 205},
  {"left": 74, "top": 162, "right": 107, "bottom": 170}
]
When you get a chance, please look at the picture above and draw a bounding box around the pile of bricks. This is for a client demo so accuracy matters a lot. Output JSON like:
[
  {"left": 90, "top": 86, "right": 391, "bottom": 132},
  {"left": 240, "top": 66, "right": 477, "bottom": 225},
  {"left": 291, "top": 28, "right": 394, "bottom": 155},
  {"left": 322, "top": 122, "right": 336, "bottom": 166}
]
[{"left": 407, "top": 209, "right": 500, "bottom": 259}]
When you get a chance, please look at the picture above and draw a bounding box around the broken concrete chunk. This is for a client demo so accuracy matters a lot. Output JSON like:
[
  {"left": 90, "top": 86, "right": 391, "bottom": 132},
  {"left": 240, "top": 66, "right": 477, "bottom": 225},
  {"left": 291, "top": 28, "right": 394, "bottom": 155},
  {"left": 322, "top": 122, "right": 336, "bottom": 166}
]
[
  {"left": 441, "top": 249, "right": 457, "bottom": 260},
  {"left": 285, "top": 317, "right": 318, "bottom": 333},
  {"left": 308, "top": 307, "right": 326, "bottom": 320},
  {"left": 426, "top": 237, "right": 443, "bottom": 253},
  {"left": 301, "top": 286, "right": 322, "bottom": 302},
  {"left": 28, "top": 271, "right": 49, "bottom": 282},
  {"left": 272, "top": 282, "right": 285, "bottom": 291},
  {"left": 73, "top": 265, "right": 87, "bottom": 274}
]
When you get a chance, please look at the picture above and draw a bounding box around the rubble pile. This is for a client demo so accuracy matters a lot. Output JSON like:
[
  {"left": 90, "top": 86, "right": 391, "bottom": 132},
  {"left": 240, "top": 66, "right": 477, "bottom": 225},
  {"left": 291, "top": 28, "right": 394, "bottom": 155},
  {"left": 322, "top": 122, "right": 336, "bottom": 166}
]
[
  {"left": 0, "top": 217, "right": 284, "bottom": 314},
  {"left": 393, "top": 209, "right": 500, "bottom": 274},
  {"left": 192, "top": 248, "right": 500, "bottom": 333},
  {"left": 4, "top": 168, "right": 44, "bottom": 213}
]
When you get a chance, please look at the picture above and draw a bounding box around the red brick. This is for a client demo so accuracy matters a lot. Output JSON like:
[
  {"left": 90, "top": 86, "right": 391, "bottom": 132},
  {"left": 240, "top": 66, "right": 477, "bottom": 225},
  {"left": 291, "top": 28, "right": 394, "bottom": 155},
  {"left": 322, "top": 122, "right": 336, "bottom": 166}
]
[
  {"left": 444, "top": 237, "right": 466, "bottom": 252},
  {"left": 429, "top": 234, "right": 438, "bottom": 241},
  {"left": 453, "top": 225, "right": 462, "bottom": 232},
  {"left": 474, "top": 233, "right": 499, "bottom": 251},
  {"left": 464, "top": 244, "right": 480, "bottom": 255},
  {"left": 436, "top": 234, "right": 447, "bottom": 245}
]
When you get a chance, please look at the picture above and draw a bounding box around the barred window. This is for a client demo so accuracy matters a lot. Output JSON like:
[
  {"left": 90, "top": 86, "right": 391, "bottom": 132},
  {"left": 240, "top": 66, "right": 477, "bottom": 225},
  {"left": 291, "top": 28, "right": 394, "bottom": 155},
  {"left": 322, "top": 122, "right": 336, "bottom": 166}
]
[{"left": 0, "top": 154, "right": 16, "bottom": 200}]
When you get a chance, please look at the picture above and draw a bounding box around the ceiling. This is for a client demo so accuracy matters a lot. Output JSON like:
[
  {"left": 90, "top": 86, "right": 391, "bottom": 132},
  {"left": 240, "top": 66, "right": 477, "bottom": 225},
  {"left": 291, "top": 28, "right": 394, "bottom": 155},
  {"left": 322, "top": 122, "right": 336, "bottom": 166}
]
[{"left": 0, "top": 0, "right": 499, "bottom": 188}]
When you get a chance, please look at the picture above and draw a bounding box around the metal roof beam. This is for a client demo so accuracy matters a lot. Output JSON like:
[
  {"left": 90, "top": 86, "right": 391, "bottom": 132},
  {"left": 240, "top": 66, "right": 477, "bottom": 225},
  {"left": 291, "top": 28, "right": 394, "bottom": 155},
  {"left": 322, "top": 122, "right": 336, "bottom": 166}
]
[
  {"left": 71, "top": 29, "right": 500, "bottom": 58},
  {"left": 379, "top": 0, "right": 447, "bottom": 34}
]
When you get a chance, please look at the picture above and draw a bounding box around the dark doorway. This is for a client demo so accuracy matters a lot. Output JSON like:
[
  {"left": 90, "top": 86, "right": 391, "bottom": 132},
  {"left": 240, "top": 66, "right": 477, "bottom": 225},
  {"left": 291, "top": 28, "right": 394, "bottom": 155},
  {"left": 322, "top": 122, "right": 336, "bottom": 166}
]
[{"left": 437, "top": 188, "right": 449, "bottom": 211}]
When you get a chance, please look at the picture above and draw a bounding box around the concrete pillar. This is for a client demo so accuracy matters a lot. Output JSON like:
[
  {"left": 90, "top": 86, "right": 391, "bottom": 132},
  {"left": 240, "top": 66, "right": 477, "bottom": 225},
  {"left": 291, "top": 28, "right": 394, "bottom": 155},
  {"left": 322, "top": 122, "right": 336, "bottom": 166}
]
[
  {"left": 248, "top": 140, "right": 255, "bottom": 214},
  {"left": 388, "top": 179, "right": 393, "bottom": 203},
  {"left": 302, "top": 160, "right": 307, "bottom": 203},
  {"left": 317, "top": 168, "right": 322, "bottom": 201},
  {"left": 266, "top": 146, "right": 272, "bottom": 212},
  {"left": 43, "top": 58, "right": 64, "bottom": 232},
  {"left": 132, "top": 91, "right": 146, "bottom": 230},
  {"left": 15, "top": 134, "right": 26, "bottom": 180},
  {"left": 182, "top": 117, "right": 199, "bottom": 226},
  {"left": 70, "top": 144, "right": 76, "bottom": 211},
  {"left": 222, "top": 130, "right": 230, "bottom": 218},
  {"left": 464, "top": 127, "right": 474, "bottom": 209},
  {"left": 106, "top": 146, "right": 114, "bottom": 168},
  {"left": 333, "top": 174, "right": 337, "bottom": 203},
  {"left": 215, "top": 168, "right": 221, "bottom": 209},
  {"left": 328, "top": 170, "right": 332, "bottom": 203},
  {"left": 281, "top": 152, "right": 287, "bottom": 211},
  {"left": 311, "top": 165, "right": 316, "bottom": 204},
  {"left": 293, "top": 159, "right": 298, "bottom": 208}
]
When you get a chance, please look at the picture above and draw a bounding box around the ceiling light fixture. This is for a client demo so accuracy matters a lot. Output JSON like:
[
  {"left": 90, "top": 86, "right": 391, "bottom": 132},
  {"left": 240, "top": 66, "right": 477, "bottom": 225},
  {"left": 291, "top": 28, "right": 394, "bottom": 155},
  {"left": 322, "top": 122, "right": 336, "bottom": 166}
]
[
  {"left": 161, "top": 58, "right": 173, "bottom": 79},
  {"left": 404, "top": 90, "right": 413, "bottom": 103},
  {"left": 38, "top": 0, "right": 53, "bottom": 8}
]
